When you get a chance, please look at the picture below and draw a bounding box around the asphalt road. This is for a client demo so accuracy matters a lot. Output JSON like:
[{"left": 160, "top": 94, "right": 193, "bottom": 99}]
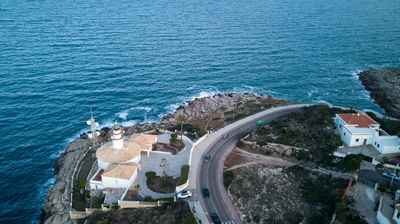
[
  {"left": 198, "top": 106, "right": 304, "bottom": 223},
  {"left": 359, "top": 169, "right": 400, "bottom": 188}
]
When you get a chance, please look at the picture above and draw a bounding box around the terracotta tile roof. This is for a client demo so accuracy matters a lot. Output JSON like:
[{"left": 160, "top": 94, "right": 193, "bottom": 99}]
[
  {"left": 102, "top": 162, "right": 138, "bottom": 179},
  {"left": 130, "top": 134, "right": 157, "bottom": 150},
  {"left": 337, "top": 113, "right": 378, "bottom": 128},
  {"left": 96, "top": 141, "right": 141, "bottom": 163}
]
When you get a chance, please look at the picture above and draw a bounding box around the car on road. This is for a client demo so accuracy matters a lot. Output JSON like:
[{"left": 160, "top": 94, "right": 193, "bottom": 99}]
[
  {"left": 202, "top": 188, "right": 210, "bottom": 198},
  {"left": 203, "top": 153, "right": 211, "bottom": 163},
  {"left": 210, "top": 213, "right": 221, "bottom": 224},
  {"left": 175, "top": 190, "right": 192, "bottom": 199},
  {"left": 382, "top": 172, "right": 400, "bottom": 181}
]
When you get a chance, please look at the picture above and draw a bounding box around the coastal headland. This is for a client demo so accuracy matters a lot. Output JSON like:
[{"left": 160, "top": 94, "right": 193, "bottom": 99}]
[{"left": 41, "top": 93, "right": 292, "bottom": 224}]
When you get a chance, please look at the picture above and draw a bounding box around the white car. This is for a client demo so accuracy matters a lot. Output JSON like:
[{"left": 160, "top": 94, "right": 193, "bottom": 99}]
[{"left": 175, "top": 190, "right": 192, "bottom": 199}]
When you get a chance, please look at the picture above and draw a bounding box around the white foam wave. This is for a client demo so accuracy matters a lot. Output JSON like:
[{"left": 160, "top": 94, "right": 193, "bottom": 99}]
[
  {"left": 117, "top": 110, "right": 129, "bottom": 120},
  {"left": 307, "top": 89, "right": 318, "bottom": 97},
  {"left": 116, "top": 106, "right": 152, "bottom": 120},
  {"left": 351, "top": 69, "right": 364, "bottom": 79},
  {"left": 314, "top": 99, "right": 333, "bottom": 106}
]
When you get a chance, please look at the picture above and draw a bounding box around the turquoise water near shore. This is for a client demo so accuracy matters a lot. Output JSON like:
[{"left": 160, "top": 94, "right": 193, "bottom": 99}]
[{"left": 0, "top": 0, "right": 399, "bottom": 222}]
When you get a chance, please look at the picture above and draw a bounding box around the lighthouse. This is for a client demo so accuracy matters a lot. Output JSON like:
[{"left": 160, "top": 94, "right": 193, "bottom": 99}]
[{"left": 111, "top": 121, "right": 124, "bottom": 152}]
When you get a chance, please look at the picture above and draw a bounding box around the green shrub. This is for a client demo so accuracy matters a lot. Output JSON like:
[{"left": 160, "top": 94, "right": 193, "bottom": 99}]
[
  {"left": 145, "top": 171, "right": 157, "bottom": 179},
  {"left": 186, "top": 133, "right": 196, "bottom": 140},
  {"left": 336, "top": 154, "right": 364, "bottom": 172},
  {"left": 84, "top": 190, "right": 90, "bottom": 199},
  {"left": 223, "top": 171, "right": 234, "bottom": 187},
  {"left": 181, "top": 210, "right": 197, "bottom": 224},
  {"left": 168, "top": 123, "right": 199, "bottom": 133},
  {"left": 170, "top": 133, "right": 178, "bottom": 143},
  {"left": 111, "top": 203, "right": 120, "bottom": 210},
  {"left": 198, "top": 130, "right": 208, "bottom": 137},
  {"left": 177, "top": 165, "right": 190, "bottom": 185},
  {"left": 143, "top": 196, "right": 157, "bottom": 202},
  {"left": 236, "top": 140, "right": 244, "bottom": 147},
  {"left": 78, "top": 179, "right": 87, "bottom": 189},
  {"left": 378, "top": 181, "right": 389, "bottom": 192}
]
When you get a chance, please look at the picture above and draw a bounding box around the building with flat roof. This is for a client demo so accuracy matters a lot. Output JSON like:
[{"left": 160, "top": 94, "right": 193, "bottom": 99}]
[{"left": 335, "top": 113, "right": 400, "bottom": 155}]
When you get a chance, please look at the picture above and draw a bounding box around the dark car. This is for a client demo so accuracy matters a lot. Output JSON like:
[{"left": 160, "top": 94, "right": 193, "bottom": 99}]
[
  {"left": 203, "top": 153, "right": 211, "bottom": 163},
  {"left": 202, "top": 188, "right": 210, "bottom": 197},
  {"left": 210, "top": 213, "right": 221, "bottom": 224}
]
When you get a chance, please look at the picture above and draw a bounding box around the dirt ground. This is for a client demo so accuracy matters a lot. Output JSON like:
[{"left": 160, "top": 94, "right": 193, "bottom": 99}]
[
  {"left": 123, "top": 190, "right": 143, "bottom": 201},
  {"left": 147, "top": 176, "right": 177, "bottom": 194},
  {"left": 224, "top": 147, "right": 295, "bottom": 171}
]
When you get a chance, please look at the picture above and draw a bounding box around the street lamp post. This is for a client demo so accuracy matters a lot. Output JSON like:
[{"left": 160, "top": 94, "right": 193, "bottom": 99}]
[{"left": 390, "top": 163, "right": 399, "bottom": 186}]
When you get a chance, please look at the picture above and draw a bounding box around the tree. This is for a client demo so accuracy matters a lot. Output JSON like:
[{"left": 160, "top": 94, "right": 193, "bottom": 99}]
[
  {"left": 134, "top": 184, "right": 141, "bottom": 192},
  {"left": 176, "top": 115, "right": 188, "bottom": 140}
]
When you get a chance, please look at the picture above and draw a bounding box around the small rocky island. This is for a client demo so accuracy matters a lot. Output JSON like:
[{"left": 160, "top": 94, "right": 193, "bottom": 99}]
[
  {"left": 41, "top": 93, "right": 292, "bottom": 224},
  {"left": 358, "top": 67, "right": 400, "bottom": 118}
]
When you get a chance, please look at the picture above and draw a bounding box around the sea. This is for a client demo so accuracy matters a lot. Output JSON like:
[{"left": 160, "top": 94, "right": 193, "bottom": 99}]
[{"left": 0, "top": 0, "right": 399, "bottom": 222}]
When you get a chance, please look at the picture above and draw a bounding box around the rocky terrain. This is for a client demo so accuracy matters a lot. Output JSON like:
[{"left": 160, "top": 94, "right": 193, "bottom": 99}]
[
  {"left": 160, "top": 93, "right": 293, "bottom": 130},
  {"left": 228, "top": 165, "right": 309, "bottom": 224},
  {"left": 358, "top": 67, "right": 400, "bottom": 119},
  {"left": 41, "top": 93, "right": 292, "bottom": 224}
]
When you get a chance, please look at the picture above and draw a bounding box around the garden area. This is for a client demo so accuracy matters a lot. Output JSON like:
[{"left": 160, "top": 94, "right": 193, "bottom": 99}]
[{"left": 145, "top": 171, "right": 178, "bottom": 194}]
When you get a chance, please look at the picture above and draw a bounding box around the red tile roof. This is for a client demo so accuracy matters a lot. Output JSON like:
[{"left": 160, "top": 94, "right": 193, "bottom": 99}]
[{"left": 337, "top": 113, "right": 378, "bottom": 128}]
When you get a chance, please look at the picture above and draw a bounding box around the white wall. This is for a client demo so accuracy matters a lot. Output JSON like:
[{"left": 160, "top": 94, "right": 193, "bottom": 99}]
[
  {"left": 98, "top": 160, "right": 109, "bottom": 170},
  {"left": 392, "top": 208, "right": 400, "bottom": 224},
  {"left": 101, "top": 169, "right": 138, "bottom": 189}
]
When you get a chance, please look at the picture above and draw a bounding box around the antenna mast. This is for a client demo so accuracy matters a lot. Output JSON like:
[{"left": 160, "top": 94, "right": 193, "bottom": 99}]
[{"left": 87, "top": 107, "right": 100, "bottom": 148}]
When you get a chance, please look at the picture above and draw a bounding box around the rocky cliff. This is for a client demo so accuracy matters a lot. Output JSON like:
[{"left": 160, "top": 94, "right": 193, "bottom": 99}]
[
  {"left": 41, "top": 93, "right": 292, "bottom": 224},
  {"left": 358, "top": 67, "right": 400, "bottom": 118}
]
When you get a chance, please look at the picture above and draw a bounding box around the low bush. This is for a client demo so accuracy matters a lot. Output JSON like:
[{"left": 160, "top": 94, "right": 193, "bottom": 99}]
[
  {"left": 145, "top": 171, "right": 156, "bottom": 179},
  {"left": 223, "top": 171, "right": 234, "bottom": 187},
  {"left": 198, "top": 130, "right": 208, "bottom": 137},
  {"left": 143, "top": 196, "right": 157, "bottom": 202},
  {"left": 170, "top": 133, "right": 178, "bottom": 143},
  {"left": 78, "top": 179, "right": 87, "bottom": 189},
  {"left": 236, "top": 140, "right": 244, "bottom": 147},
  {"left": 177, "top": 165, "right": 190, "bottom": 185}
]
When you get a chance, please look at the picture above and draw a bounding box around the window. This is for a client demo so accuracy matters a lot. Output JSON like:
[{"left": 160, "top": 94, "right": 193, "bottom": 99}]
[
  {"left": 377, "top": 144, "right": 380, "bottom": 148},
  {"left": 397, "top": 211, "right": 400, "bottom": 219},
  {"left": 339, "top": 124, "right": 342, "bottom": 128},
  {"left": 344, "top": 132, "right": 346, "bottom": 136},
  {"left": 374, "top": 141, "right": 376, "bottom": 145},
  {"left": 355, "top": 139, "right": 359, "bottom": 142}
]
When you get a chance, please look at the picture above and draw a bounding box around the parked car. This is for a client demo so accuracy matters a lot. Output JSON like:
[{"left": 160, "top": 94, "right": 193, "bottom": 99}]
[
  {"left": 203, "top": 153, "right": 211, "bottom": 163},
  {"left": 175, "top": 190, "right": 192, "bottom": 199},
  {"left": 210, "top": 213, "right": 221, "bottom": 224},
  {"left": 382, "top": 172, "right": 400, "bottom": 181},
  {"left": 202, "top": 188, "right": 210, "bottom": 198}
]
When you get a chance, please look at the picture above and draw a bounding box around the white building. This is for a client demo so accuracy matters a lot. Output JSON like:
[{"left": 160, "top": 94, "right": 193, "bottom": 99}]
[
  {"left": 89, "top": 122, "right": 157, "bottom": 190},
  {"left": 377, "top": 190, "right": 400, "bottom": 224},
  {"left": 335, "top": 113, "right": 400, "bottom": 155}
]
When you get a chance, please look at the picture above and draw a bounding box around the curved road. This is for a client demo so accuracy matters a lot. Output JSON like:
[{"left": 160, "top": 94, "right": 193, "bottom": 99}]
[{"left": 197, "top": 105, "right": 306, "bottom": 223}]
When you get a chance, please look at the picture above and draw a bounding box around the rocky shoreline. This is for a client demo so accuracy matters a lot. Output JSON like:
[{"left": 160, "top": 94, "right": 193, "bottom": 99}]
[
  {"left": 41, "top": 93, "right": 293, "bottom": 224},
  {"left": 358, "top": 67, "right": 400, "bottom": 119}
]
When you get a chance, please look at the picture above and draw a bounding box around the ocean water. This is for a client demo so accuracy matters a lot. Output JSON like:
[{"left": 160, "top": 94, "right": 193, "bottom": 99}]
[{"left": 0, "top": 0, "right": 399, "bottom": 222}]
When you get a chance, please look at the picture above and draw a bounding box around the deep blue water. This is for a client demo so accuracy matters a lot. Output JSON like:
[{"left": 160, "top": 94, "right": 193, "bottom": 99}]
[{"left": 0, "top": 0, "right": 399, "bottom": 222}]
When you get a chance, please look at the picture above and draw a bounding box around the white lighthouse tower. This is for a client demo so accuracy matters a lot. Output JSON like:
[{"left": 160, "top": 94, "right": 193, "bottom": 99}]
[{"left": 111, "top": 121, "right": 124, "bottom": 152}]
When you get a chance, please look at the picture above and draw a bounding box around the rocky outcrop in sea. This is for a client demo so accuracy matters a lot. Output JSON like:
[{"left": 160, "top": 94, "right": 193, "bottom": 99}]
[
  {"left": 358, "top": 67, "right": 400, "bottom": 119},
  {"left": 41, "top": 93, "right": 292, "bottom": 224}
]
